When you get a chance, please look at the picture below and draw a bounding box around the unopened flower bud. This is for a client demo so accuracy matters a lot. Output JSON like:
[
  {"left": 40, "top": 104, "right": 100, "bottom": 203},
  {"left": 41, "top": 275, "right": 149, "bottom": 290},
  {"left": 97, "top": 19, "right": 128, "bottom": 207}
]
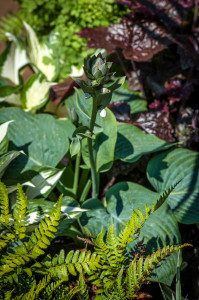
[{"left": 100, "top": 108, "right": 107, "bottom": 118}]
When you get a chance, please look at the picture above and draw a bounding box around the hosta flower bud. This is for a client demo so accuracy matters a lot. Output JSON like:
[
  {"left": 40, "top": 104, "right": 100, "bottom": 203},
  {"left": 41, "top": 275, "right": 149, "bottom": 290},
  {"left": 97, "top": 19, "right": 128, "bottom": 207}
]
[
  {"left": 84, "top": 52, "right": 113, "bottom": 85},
  {"left": 100, "top": 108, "right": 107, "bottom": 118}
]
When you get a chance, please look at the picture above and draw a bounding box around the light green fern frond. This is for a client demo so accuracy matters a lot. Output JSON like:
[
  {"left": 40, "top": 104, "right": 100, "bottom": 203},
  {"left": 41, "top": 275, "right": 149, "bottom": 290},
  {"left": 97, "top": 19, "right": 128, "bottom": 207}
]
[
  {"left": 0, "top": 181, "right": 11, "bottom": 225},
  {"left": 78, "top": 272, "right": 89, "bottom": 300},
  {"left": 29, "top": 194, "right": 63, "bottom": 257},
  {"left": 42, "top": 248, "right": 102, "bottom": 280},
  {"left": 13, "top": 184, "right": 28, "bottom": 239},
  {"left": 0, "top": 13, "right": 22, "bottom": 42},
  {"left": 125, "top": 244, "right": 192, "bottom": 298},
  {"left": 117, "top": 203, "right": 152, "bottom": 250}
]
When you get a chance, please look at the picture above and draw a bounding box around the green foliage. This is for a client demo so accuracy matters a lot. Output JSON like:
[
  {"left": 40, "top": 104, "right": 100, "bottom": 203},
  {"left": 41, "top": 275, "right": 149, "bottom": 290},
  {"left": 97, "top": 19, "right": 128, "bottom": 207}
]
[
  {"left": 0, "top": 0, "right": 128, "bottom": 80},
  {"left": 84, "top": 197, "right": 190, "bottom": 298},
  {"left": 0, "top": 181, "right": 190, "bottom": 299}
]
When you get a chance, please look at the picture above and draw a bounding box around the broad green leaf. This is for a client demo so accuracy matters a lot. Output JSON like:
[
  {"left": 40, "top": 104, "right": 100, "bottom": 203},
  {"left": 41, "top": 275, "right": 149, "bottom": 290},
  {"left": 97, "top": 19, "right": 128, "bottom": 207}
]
[
  {"left": 82, "top": 107, "right": 117, "bottom": 172},
  {"left": 115, "top": 122, "right": 174, "bottom": 163},
  {"left": 0, "top": 150, "right": 21, "bottom": 178},
  {"left": 0, "top": 107, "right": 69, "bottom": 169},
  {"left": 80, "top": 198, "right": 110, "bottom": 236},
  {"left": 0, "top": 33, "right": 28, "bottom": 85},
  {"left": 106, "top": 182, "right": 181, "bottom": 286},
  {"left": 24, "top": 166, "right": 64, "bottom": 199},
  {"left": 24, "top": 22, "right": 57, "bottom": 81},
  {"left": 111, "top": 85, "right": 147, "bottom": 115},
  {"left": 147, "top": 148, "right": 199, "bottom": 224},
  {"left": 26, "top": 197, "right": 87, "bottom": 235},
  {"left": 21, "top": 73, "right": 52, "bottom": 111},
  {"left": 0, "top": 120, "right": 13, "bottom": 154}
]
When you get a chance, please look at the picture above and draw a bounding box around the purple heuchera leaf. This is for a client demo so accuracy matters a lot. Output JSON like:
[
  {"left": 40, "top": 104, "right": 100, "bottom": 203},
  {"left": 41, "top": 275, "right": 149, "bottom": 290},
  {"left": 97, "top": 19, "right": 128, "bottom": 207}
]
[
  {"left": 132, "top": 110, "right": 175, "bottom": 142},
  {"left": 115, "top": 0, "right": 132, "bottom": 6},
  {"left": 108, "top": 101, "right": 132, "bottom": 122},
  {"left": 77, "top": 16, "right": 168, "bottom": 62},
  {"left": 108, "top": 99, "right": 174, "bottom": 142},
  {"left": 164, "top": 78, "right": 193, "bottom": 105}
]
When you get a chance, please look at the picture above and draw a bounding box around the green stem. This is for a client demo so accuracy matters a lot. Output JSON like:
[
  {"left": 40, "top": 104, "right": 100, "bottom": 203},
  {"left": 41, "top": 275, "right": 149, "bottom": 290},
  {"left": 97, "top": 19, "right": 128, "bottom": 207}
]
[
  {"left": 87, "top": 138, "right": 98, "bottom": 198},
  {"left": 73, "top": 151, "right": 81, "bottom": 196},
  {"left": 176, "top": 250, "right": 182, "bottom": 300},
  {"left": 80, "top": 179, "right": 92, "bottom": 203},
  {"left": 88, "top": 98, "right": 99, "bottom": 198}
]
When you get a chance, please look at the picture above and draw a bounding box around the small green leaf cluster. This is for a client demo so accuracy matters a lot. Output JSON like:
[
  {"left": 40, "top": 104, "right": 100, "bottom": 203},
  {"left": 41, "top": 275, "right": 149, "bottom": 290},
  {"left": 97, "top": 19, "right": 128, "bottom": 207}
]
[{"left": 0, "top": 0, "right": 128, "bottom": 80}]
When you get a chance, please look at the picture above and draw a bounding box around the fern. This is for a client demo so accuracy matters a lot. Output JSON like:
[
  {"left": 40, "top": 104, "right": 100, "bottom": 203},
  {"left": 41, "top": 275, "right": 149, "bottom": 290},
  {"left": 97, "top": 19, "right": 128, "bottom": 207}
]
[
  {"left": 0, "top": 181, "right": 11, "bottom": 225},
  {"left": 0, "top": 13, "right": 22, "bottom": 42}
]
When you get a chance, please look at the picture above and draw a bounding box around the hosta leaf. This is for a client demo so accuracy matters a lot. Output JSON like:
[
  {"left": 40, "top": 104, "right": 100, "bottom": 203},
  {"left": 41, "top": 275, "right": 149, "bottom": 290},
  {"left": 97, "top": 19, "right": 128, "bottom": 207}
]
[
  {"left": 0, "top": 150, "right": 21, "bottom": 178},
  {"left": 147, "top": 148, "right": 199, "bottom": 224},
  {"left": 115, "top": 122, "right": 174, "bottom": 163},
  {"left": 0, "top": 33, "right": 28, "bottom": 85},
  {"left": 26, "top": 197, "right": 87, "bottom": 236},
  {"left": 24, "top": 166, "right": 64, "bottom": 199},
  {"left": 0, "top": 120, "right": 13, "bottom": 154},
  {"left": 0, "top": 108, "right": 69, "bottom": 170},
  {"left": 21, "top": 73, "right": 52, "bottom": 111},
  {"left": 80, "top": 198, "right": 110, "bottom": 236},
  {"left": 24, "top": 22, "right": 57, "bottom": 81}
]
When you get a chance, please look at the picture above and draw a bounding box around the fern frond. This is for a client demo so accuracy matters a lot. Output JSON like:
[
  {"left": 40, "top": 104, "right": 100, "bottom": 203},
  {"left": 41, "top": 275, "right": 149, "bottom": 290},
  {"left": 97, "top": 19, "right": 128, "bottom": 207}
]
[
  {"left": 0, "top": 13, "right": 22, "bottom": 42},
  {"left": 30, "top": 194, "right": 63, "bottom": 258},
  {"left": 125, "top": 243, "right": 192, "bottom": 297},
  {"left": 0, "top": 246, "right": 30, "bottom": 277},
  {"left": 154, "top": 180, "right": 182, "bottom": 211},
  {"left": 13, "top": 184, "right": 28, "bottom": 239},
  {"left": 118, "top": 203, "right": 152, "bottom": 250},
  {"left": 78, "top": 272, "right": 89, "bottom": 300},
  {"left": 114, "top": 266, "right": 127, "bottom": 299},
  {"left": 0, "top": 181, "right": 11, "bottom": 225}
]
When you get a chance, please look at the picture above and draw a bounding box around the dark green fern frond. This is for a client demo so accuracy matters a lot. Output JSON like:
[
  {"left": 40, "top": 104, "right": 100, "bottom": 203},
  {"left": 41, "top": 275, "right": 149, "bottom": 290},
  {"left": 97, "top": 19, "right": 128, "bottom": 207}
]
[
  {"left": 154, "top": 180, "right": 182, "bottom": 211},
  {"left": 78, "top": 272, "right": 89, "bottom": 300},
  {"left": 0, "top": 181, "right": 11, "bottom": 225},
  {"left": 13, "top": 184, "right": 28, "bottom": 239}
]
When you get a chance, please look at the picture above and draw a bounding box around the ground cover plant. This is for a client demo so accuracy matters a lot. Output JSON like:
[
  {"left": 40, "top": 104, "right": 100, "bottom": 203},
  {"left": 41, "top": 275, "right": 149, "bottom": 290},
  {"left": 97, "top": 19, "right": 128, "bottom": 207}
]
[{"left": 0, "top": 0, "right": 199, "bottom": 299}]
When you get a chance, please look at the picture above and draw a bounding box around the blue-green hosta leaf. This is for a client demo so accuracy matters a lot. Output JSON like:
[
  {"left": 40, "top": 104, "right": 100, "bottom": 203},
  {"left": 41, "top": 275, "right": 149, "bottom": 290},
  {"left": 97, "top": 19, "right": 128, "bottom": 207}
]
[
  {"left": 21, "top": 73, "right": 52, "bottom": 111},
  {"left": 80, "top": 198, "right": 110, "bottom": 236},
  {"left": 0, "top": 108, "right": 69, "bottom": 169},
  {"left": 115, "top": 122, "right": 174, "bottom": 163},
  {"left": 26, "top": 197, "right": 88, "bottom": 235},
  {"left": 0, "top": 120, "right": 13, "bottom": 154},
  {"left": 147, "top": 148, "right": 199, "bottom": 224},
  {"left": 0, "top": 33, "right": 28, "bottom": 85},
  {"left": 24, "top": 22, "right": 57, "bottom": 81},
  {"left": 24, "top": 167, "right": 64, "bottom": 199},
  {"left": 111, "top": 85, "right": 147, "bottom": 115},
  {"left": 0, "top": 150, "right": 21, "bottom": 178},
  {"left": 105, "top": 182, "right": 181, "bottom": 286}
]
